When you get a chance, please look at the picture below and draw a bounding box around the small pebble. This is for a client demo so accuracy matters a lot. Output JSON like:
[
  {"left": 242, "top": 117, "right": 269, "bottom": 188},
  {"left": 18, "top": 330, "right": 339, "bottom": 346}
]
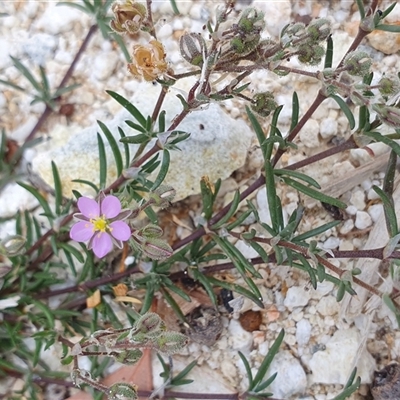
[
  {"left": 323, "top": 236, "right": 340, "bottom": 250},
  {"left": 350, "top": 190, "right": 366, "bottom": 210},
  {"left": 368, "top": 203, "right": 384, "bottom": 223},
  {"left": 339, "top": 219, "right": 354, "bottom": 234},
  {"left": 355, "top": 211, "right": 372, "bottom": 229},
  {"left": 299, "top": 119, "right": 320, "bottom": 148},
  {"left": 345, "top": 205, "right": 358, "bottom": 216},
  {"left": 239, "top": 310, "right": 263, "bottom": 332},
  {"left": 319, "top": 117, "right": 338, "bottom": 139},
  {"left": 284, "top": 286, "right": 311, "bottom": 309}
]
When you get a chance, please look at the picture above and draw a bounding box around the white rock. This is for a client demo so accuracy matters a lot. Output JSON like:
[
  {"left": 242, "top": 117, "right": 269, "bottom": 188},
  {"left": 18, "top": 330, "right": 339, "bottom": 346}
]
[
  {"left": 227, "top": 319, "right": 253, "bottom": 353},
  {"left": 319, "top": 117, "right": 338, "bottom": 139},
  {"left": 284, "top": 286, "right": 311, "bottom": 309},
  {"left": 92, "top": 52, "right": 119, "bottom": 81},
  {"left": 296, "top": 319, "right": 312, "bottom": 346},
  {"left": 299, "top": 119, "right": 320, "bottom": 148},
  {"left": 257, "top": 1, "right": 291, "bottom": 37},
  {"left": 0, "top": 182, "right": 39, "bottom": 218},
  {"left": 368, "top": 203, "right": 383, "bottom": 223},
  {"left": 310, "top": 281, "right": 334, "bottom": 299},
  {"left": 22, "top": 33, "right": 58, "bottom": 66},
  {"left": 309, "top": 328, "right": 376, "bottom": 384},
  {"left": 322, "top": 236, "right": 340, "bottom": 250},
  {"left": 31, "top": 80, "right": 253, "bottom": 201},
  {"left": 34, "top": 4, "right": 88, "bottom": 35},
  {"left": 354, "top": 211, "right": 372, "bottom": 230},
  {"left": 235, "top": 240, "right": 259, "bottom": 259},
  {"left": 267, "top": 351, "right": 307, "bottom": 398},
  {"left": 316, "top": 296, "right": 339, "bottom": 317},
  {"left": 350, "top": 190, "right": 366, "bottom": 211},
  {"left": 345, "top": 205, "right": 357, "bottom": 216},
  {"left": 367, "top": 187, "right": 380, "bottom": 200},
  {"left": 339, "top": 219, "right": 354, "bottom": 235}
]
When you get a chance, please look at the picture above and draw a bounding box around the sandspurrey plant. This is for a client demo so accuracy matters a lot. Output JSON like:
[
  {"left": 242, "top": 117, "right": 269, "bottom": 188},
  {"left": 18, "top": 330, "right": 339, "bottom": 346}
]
[{"left": 1, "top": 0, "right": 400, "bottom": 398}]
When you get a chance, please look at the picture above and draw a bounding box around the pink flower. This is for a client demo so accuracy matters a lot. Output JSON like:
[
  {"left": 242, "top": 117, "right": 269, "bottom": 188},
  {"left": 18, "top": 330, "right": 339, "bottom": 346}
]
[{"left": 70, "top": 194, "right": 132, "bottom": 258}]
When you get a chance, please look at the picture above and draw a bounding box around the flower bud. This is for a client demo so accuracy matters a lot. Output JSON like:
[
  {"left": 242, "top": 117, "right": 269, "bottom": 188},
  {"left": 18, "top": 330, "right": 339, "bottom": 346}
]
[
  {"left": 307, "top": 18, "right": 331, "bottom": 42},
  {"left": 128, "top": 40, "right": 168, "bottom": 81},
  {"left": 343, "top": 51, "right": 372, "bottom": 77},
  {"left": 297, "top": 43, "right": 325, "bottom": 65},
  {"left": 148, "top": 185, "right": 176, "bottom": 208},
  {"left": 250, "top": 92, "right": 278, "bottom": 118},
  {"left": 179, "top": 33, "right": 207, "bottom": 67},
  {"left": 110, "top": 0, "right": 147, "bottom": 35},
  {"left": 372, "top": 104, "right": 400, "bottom": 128},
  {"left": 134, "top": 312, "right": 165, "bottom": 334},
  {"left": 108, "top": 382, "right": 138, "bottom": 400},
  {"left": 140, "top": 224, "right": 164, "bottom": 238},
  {"left": 154, "top": 331, "right": 188, "bottom": 355},
  {"left": 113, "top": 349, "right": 143, "bottom": 365},
  {"left": 230, "top": 34, "right": 260, "bottom": 55},
  {"left": 140, "top": 237, "right": 173, "bottom": 260},
  {"left": 281, "top": 22, "right": 306, "bottom": 47},
  {"left": 0, "top": 235, "right": 26, "bottom": 257},
  {"left": 237, "top": 8, "right": 265, "bottom": 34},
  {"left": 378, "top": 76, "right": 400, "bottom": 97}
]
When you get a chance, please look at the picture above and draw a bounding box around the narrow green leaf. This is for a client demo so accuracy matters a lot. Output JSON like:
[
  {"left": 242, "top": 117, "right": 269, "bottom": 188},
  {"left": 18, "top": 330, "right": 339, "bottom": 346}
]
[
  {"left": 252, "top": 329, "right": 284, "bottom": 389},
  {"left": 265, "top": 160, "right": 282, "bottom": 232},
  {"left": 254, "top": 372, "right": 277, "bottom": 393},
  {"left": 29, "top": 299, "right": 55, "bottom": 329},
  {"left": 39, "top": 66, "right": 50, "bottom": 96},
  {"left": 191, "top": 268, "right": 218, "bottom": 307},
  {"left": 97, "top": 133, "right": 107, "bottom": 189},
  {"left": 324, "top": 34, "right": 333, "bottom": 69},
  {"left": 355, "top": 0, "right": 365, "bottom": 18},
  {"left": 0, "top": 78, "right": 25, "bottom": 92},
  {"left": 98, "top": 120, "right": 123, "bottom": 176},
  {"left": 372, "top": 185, "right": 398, "bottom": 236},
  {"left": 206, "top": 276, "right": 264, "bottom": 308},
  {"left": 295, "top": 254, "right": 317, "bottom": 289},
  {"left": 289, "top": 91, "right": 299, "bottom": 133},
  {"left": 151, "top": 149, "right": 170, "bottom": 191},
  {"left": 17, "top": 182, "right": 54, "bottom": 222},
  {"left": 51, "top": 161, "right": 63, "bottom": 216},
  {"left": 283, "top": 176, "right": 347, "bottom": 209},
  {"left": 163, "top": 279, "right": 191, "bottom": 302},
  {"left": 330, "top": 95, "right": 355, "bottom": 130},
  {"left": 64, "top": 248, "right": 77, "bottom": 276},
  {"left": 267, "top": 105, "right": 283, "bottom": 159},
  {"left": 274, "top": 169, "right": 320, "bottom": 189},
  {"left": 106, "top": 90, "right": 147, "bottom": 127},
  {"left": 10, "top": 56, "right": 42, "bottom": 92},
  {"left": 118, "top": 127, "right": 130, "bottom": 168},
  {"left": 381, "top": 2, "right": 397, "bottom": 19},
  {"left": 382, "top": 294, "right": 400, "bottom": 327},
  {"left": 364, "top": 131, "right": 400, "bottom": 159},
  {"left": 246, "top": 106, "right": 267, "bottom": 157},
  {"left": 158, "top": 110, "right": 166, "bottom": 133},
  {"left": 332, "top": 376, "right": 361, "bottom": 400},
  {"left": 358, "top": 105, "right": 370, "bottom": 132},
  {"left": 246, "top": 240, "right": 269, "bottom": 264},
  {"left": 53, "top": 83, "right": 81, "bottom": 97},
  {"left": 293, "top": 220, "right": 341, "bottom": 242},
  {"left": 238, "top": 352, "right": 253, "bottom": 388},
  {"left": 225, "top": 209, "right": 253, "bottom": 230},
  {"left": 24, "top": 210, "right": 34, "bottom": 247},
  {"left": 58, "top": 242, "right": 84, "bottom": 263},
  {"left": 211, "top": 190, "right": 241, "bottom": 229},
  {"left": 171, "top": 360, "right": 197, "bottom": 386},
  {"left": 120, "top": 133, "right": 150, "bottom": 144},
  {"left": 169, "top": 0, "right": 180, "bottom": 14},
  {"left": 376, "top": 24, "right": 400, "bottom": 33},
  {"left": 160, "top": 287, "right": 186, "bottom": 323},
  {"left": 72, "top": 179, "right": 99, "bottom": 193}
]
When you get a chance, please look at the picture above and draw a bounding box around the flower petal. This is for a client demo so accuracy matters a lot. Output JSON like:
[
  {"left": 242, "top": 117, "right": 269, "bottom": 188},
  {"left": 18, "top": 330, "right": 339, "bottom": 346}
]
[
  {"left": 101, "top": 195, "right": 121, "bottom": 218},
  {"left": 77, "top": 197, "right": 100, "bottom": 218},
  {"left": 92, "top": 232, "right": 113, "bottom": 258},
  {"left": 110, "top": 221, "right": 131, "bottom": 241},
  {"left": 70, "top": 221, "right": 94, "bottom": 242}
]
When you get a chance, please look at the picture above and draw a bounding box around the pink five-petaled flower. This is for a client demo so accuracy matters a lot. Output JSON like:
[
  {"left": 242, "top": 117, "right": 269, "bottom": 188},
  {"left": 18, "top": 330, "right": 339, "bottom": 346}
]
[{"left": 70, "top": 194, "right": 132, "bottom": 258}]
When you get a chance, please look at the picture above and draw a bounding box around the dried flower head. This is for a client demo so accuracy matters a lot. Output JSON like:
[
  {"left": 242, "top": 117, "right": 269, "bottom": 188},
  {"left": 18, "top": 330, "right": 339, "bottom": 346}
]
[
  {"left": 128, "top": 40, "right": 168, "bottom": 81},
  {"left": 251, "top": 92, "right": 278, "bottom": 117},
  {"left": 343, "top": 51, "right": 372, "bottom": 77},
  {"left": 110, "top": 0, "right": 147, "bottom": 35}
]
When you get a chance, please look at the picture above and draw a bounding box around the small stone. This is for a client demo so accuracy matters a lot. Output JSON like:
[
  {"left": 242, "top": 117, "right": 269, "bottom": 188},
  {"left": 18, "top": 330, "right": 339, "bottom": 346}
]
[
  {"left": 323, "top": 236, "right": 340, "bottom": 250},
  {"left": 296, "top": 319, "right": 312, "bottom": 346},
  {"left": 355, "top": 211, "right": 372, "bottom": 230},
  {"left": 319, "top": 117, "right": 338, "bottom": 139},
  {"left": 92, "top": 53, "right": 119, "bottom": 81},
  {"left": 350, "top": 190, "right": 366, "bottom": 211},
  {"left": 369, "top": 203, "right": 384, "bottom": 223},
  {"left": 299, "top": 119, "right": 320, "bottom": 148},
  {"left": 345, "top": 205, "right": 357, "bottom": 216},
  {"left": 368, "top": 188, "right": 381, "bottom": 200},
  {"left": 284, "top": 286, "right": 311, "bottom": 309},
  {"left": 239, "top": 310, "right": 263, "bottom": 332},
  {"left": 339, "top": 219, "right": 354, "bottom": 235},
  {"left": 309, "top": 328, "right": 376, "bottom": 384},
  {"left": 316, "top": 296, "right": 339, "bottom": 317},
  {"left": 227, "top": 319, "right": 253, "bottom": 353},
  {"left": 267, "top": 350, "right": 307, "bottom": 398}
]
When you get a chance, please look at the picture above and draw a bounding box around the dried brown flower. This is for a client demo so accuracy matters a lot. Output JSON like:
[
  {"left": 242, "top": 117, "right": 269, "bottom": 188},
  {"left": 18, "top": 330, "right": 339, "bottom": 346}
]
[
  {"left": 128, "top": 40, "right": 168, "bottom": 81},
  {"left": 110, "top": 0, "right": 147, "bottom": 35}
]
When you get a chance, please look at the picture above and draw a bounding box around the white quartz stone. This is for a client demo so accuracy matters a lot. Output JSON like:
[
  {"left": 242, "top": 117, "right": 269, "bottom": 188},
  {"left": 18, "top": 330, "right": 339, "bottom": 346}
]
[
  {"left": 296, "top": 319, "right": 312, "bottom": 346},
  {"left": 284, "top": 286, "right": 311, "bottom": 309},
  {"left": 354, "top": 211, "right": 372, "bottom": 230},
  {"left": 31, "top": 80, "right": 253, "bottom": 201},
  {"left": 309, "top": 328, "right": 376, "bottom": 384}
]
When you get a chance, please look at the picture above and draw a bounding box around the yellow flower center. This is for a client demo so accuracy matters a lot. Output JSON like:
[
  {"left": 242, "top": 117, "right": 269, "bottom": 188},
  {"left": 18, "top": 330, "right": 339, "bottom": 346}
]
[{"left": 91, "top": 216, "right": 111, "bottom": 233}]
